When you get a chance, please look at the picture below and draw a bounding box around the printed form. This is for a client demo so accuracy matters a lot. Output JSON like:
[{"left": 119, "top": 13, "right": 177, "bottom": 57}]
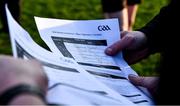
[
  {"left": 6, "top": 5, "right": 136, "bottom": 105},
  {"left": 35, "top": 17, "right": 154, "bottom": 105}
]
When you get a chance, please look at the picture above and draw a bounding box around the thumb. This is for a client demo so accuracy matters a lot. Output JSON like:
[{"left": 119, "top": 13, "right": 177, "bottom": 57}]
[{"left": 105, "top": 35, "right": 134, "bottom": 56}]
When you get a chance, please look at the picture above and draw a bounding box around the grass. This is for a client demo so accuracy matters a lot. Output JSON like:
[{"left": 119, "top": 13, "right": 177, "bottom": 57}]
[
  {"left": 131, "top": 0, "right": 169, "bottom": 75},
  {"left": 0, "top": 0, "right": 168, "bottom": 75}
]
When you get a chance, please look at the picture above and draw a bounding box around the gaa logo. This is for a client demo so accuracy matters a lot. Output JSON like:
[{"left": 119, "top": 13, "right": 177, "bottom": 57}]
[{"left": 98, "top": 25, "right": 111, "bottom": 31}]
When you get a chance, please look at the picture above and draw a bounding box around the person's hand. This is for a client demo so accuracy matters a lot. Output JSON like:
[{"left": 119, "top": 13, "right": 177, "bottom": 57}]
[
  {"left": 105, "top": 31, "right": 150, "bottom": 64},
  {"left": 0, "top": 55, "right": 48, "bottom": 95},
  {"left": 128, "top": 75, "right": 159, "bottom": 96}
]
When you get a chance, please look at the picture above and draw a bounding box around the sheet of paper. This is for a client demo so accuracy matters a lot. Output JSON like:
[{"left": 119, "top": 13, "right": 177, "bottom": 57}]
[
  {"left": 35, "top": 17, "right": 137, "bottom": 77},
  {"left": 35, "top": 17, "right": 154, "bottom": 105},
  {"left": 6, "top": 6, "right": 136, "bottom": 105}
]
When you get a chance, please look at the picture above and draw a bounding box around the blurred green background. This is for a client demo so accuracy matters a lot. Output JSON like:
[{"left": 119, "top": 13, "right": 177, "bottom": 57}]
[{"left": 0, "top": 0, "right": 168, "bottom": 75}]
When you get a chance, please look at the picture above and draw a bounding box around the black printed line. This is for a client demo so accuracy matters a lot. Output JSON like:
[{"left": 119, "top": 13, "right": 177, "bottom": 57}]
[
  {"left": 52, "top": 36, "right": 107, "bottom": 46},
  {"left": 133, "top": 100, "right": 148, "bottom": 104},
  {"left": 122, "top": 94, "right": 141, "bottom": 97},
  {"left": 87, "top": 70, "right": 127, "bottom": 80},
  {"left": 79, "top": 62, "right": 121, "bottom": 70}
]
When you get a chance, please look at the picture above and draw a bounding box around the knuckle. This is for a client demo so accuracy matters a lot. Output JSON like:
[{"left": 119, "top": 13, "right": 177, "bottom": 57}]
[{"left": 126, "top": 34, "right": 135, "bottom": 41}]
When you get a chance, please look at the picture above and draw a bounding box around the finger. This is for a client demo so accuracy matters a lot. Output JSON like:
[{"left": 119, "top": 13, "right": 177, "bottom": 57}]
[
  {"left": 121, "top": 31, "right": 129, "bottom": 38},
  {"left": 105, "top": 34, "right": 134, "bottom": 56},
  {"left": 128, "top": 74, "right": 148, "bottom": 88}
]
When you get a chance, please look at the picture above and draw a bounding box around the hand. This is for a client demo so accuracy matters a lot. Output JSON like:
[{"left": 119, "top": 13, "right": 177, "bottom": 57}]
[
  {"left": 128, "top": 75, "right": 159, "bottom": 96},
  {"left": 0, "top": 55, "right": 48, "bottom": 95},
  {"left": 105, "top": 31, "right": 150, "bottom": 64}
]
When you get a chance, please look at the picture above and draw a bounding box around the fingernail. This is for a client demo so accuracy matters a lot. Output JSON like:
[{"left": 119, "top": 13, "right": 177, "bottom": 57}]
[
  {"left": 105, "top": 47, "right": 113, "bottom": 53},
  {"left": 128, "top": 74, "right": 138, "bottom": 78}
]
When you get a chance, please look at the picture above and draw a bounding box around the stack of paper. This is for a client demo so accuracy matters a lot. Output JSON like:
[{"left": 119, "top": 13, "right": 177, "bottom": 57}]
[{"left": 6, "top": 5, "right": 154, "bottom": 105}]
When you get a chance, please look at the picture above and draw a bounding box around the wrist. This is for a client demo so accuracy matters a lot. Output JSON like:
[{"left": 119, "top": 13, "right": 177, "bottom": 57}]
[
  {"left": 0, "top": 84, "right": 46, "bottom": 105},
  {"left": 0, "top": 76, "right": 45, "bottom": 95},
  {"left": 9, "top": 94, "right": 46, "bottom": 105}
]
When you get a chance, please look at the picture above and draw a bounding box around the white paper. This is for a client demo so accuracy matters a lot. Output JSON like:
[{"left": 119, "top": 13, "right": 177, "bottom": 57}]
[
  {"left": 35, "top": 17, "right": 137, "bottom": 77},
  {"left": 35, "top": 17, "right": 154, "bottom": 105},
  {"left": 6, "top": 5, "right": 137, "bottom": 105}
]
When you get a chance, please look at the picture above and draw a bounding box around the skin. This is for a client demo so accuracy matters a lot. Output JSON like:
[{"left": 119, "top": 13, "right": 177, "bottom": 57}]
[
  {"left": 105, "top": 31, "right": 159, "bottom": 96},
  {"left": 128, "top": 75, "right": 159, "bottom": 96},
  {"left": 0, "top": 55, "right": 48, "bottom": 105}
]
